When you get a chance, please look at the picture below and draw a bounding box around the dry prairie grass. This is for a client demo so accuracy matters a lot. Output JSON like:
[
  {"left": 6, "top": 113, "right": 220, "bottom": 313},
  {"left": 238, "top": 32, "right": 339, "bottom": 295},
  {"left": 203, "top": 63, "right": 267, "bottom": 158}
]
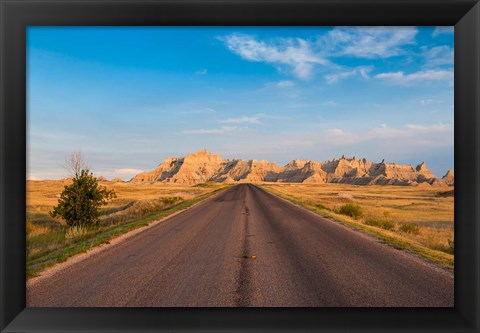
[
  {"left": 27, "top": 179, "right": 208, "bottom": 214},
  {"left": 26, "top": 220, "right": 52, "bottom": 238},
  {"left": 262, "top": 183, "right": 454, "bottom": 268}
]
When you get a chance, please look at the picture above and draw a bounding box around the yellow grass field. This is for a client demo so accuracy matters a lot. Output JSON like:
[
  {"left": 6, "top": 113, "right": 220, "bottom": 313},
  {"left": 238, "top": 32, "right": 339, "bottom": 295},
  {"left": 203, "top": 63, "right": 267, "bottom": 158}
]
[
  {"left": 27, "top": 180, "right": 218, "bottom": 239},
  {"left": 27, "top": 179, "right": 213, "bottom": 215},
  {"left": 261, "top": 183, "right": 454, "bottom": 268}
]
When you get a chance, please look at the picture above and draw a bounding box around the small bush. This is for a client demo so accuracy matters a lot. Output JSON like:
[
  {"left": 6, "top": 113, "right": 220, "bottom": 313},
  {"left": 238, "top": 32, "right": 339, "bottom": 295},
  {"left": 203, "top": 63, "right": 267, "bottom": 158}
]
[
  {"left": 337, "top": 203, "right": 363, "bottom": 219},
  {"left": 437, "top": 190, "right": 454, "bottom": 197},
  {"left": 161, "top": 196, "right": 182, "bottom": 205},
  {"left": 447, "top": 239, "right": 454, "bottom": 254},
  {"left": 364, "top": 217, "right": 396, "bottom": 230},
  {"left": 50, "top": 168, "right": 116, "bottom": 228},
  {"left": 65, "top": 226, "right": 89, "bottom": 240},
  {"left": 399, "top": 223, "right": 420, "bottom": 235}
]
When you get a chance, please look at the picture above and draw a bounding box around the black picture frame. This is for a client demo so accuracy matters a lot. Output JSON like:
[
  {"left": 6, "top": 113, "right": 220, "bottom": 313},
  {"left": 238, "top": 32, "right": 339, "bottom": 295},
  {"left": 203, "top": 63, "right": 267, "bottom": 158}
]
[{"left": 1, "top": 0, "right": 479, "bottom": 332}]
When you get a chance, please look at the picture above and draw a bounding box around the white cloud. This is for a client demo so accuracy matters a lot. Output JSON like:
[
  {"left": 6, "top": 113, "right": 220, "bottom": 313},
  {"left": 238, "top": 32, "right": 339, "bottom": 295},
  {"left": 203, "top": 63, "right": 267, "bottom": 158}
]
[
  {"left": 221, "top": 34, "right": 327, "bottom": 79},
  {"left": 184, "top": 126, "right": 236, "bottom": 134},
  {"left": 322, "top": 100, "right": 338, "bottom": 106},
  {"left": 328, "top": 128, "right": 344, "bottom": 135},
  {"left": 367, "top": 124, "right": 405, "bottom": 139},
  {"left": 195, "top": 69, "right": 208, "bottom": 75},
  {"left": 322, "top": 128, "right": 359, "bottom": 146},
  {"left": 276, "top": 80, "right": 295, "bottom": 88},
  {"left": 432, "top": 26, "right": 454, "bottom": 37},
  {"left": 366, "top": 123, "right": 452, "bottom": 142},
  {"left": 325, "top": 71, "right": 355, "bottom": 84},
  {"left": 375, "top": 69, "right": 453, "bottom": 85},
  {"left": 220, "top": 27, "right": 453, "bottom": 89},
  {"left": 325, "top": 66, "right": 372, "bottom": 84},
  {"left": 314, "top": 123, "right": 453, "bottom": 148},
  {"left": 404, "top": 123, "right": 451, "bottom": 131},
  {"left": 27, "top": 175, "right": 40, "bottom": 180},
  {"left": 264, "top": 80, "right": 296, "bottom": 89},
  {"left": 219, "top": 116, "right": 261, "bottom": 124},
  {"left": 421, "top": 99, "right": 434, "bottom": 105},
  {"left": 322, "top": 27, "right": 417, "bottom": 59},
  {"left": 422, "top": 45, "right": 453, "bottom": 67},
  {"left": 114, "top": 168, "right": 144, "bottom": 175}
]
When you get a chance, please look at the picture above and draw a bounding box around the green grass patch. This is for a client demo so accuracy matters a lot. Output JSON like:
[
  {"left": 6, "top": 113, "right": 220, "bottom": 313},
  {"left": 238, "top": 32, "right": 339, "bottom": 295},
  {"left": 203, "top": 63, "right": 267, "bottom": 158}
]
[
  {"left": 260, "top": 185, "right": 454, "bottom": 270},
  {"left": 27, "top": 185, "right": 231, "bottom": 278},
  {"left": 364, "top": 217, "right": 396, "bottom": 231}
]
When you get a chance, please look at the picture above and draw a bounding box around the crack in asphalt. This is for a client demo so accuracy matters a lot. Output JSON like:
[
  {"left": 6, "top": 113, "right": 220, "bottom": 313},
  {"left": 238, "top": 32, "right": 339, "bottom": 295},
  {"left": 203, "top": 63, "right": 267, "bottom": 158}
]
[{"left": 235, "top": 195, "right": 253, "bottom": 307}]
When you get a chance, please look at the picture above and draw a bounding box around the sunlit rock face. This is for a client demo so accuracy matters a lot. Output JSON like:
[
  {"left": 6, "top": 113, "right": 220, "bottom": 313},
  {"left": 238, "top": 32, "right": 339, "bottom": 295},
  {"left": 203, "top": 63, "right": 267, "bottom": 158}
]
[{"left": 130, "top": 150, "right": 453, "bottom": 186}]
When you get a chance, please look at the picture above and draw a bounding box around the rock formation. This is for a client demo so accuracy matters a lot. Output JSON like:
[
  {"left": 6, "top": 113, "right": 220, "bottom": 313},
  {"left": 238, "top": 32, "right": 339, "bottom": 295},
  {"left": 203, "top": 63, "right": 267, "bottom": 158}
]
[
  {"left": 441, "top": 169, "right": 455, "bottom": 186},
  {"left": 130, "top": 150, "right": 454, "bottom": 187}
]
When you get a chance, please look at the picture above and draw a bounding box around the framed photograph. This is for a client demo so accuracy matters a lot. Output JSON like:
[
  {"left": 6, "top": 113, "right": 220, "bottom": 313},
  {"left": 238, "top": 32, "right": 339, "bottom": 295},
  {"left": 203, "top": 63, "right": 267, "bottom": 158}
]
[{"left": 1, "top": 0, "right": 479, "bottom": 332}]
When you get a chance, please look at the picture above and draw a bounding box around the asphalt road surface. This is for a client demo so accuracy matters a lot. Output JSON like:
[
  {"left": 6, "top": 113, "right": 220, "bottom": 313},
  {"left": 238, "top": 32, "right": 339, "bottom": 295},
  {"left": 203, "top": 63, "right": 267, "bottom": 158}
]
[{"left": 27, "top": 184, "right": 454, "bottom": 307}]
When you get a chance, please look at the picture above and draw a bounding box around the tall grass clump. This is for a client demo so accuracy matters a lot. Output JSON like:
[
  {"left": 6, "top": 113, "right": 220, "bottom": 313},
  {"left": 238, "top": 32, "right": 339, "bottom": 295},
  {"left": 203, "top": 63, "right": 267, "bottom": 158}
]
[
  {"left": 315, "top": 203, "right": 327, "bottom": 210},
  {"left": 399, "top": 223, "right": 420, "bottom": 235},
  {"left": 337, "top": 203, "right": 363, "bottom": 219},
  {"left": 364, "top": 211, "right": 396, "bottom": 230},
  {"left": 364, "top": 218, "right": 396, "bottom": 230},
  {"left": 65, "top": 225, "right": 89, "bottom": 240}
]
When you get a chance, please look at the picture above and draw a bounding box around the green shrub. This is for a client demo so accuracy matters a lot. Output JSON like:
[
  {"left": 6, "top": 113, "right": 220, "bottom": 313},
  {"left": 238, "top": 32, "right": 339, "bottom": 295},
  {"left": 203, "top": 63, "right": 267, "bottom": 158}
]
[
  {"left": 50, "top": 168, "right": 116, "bottom": 227},
  {"left": 337, "top": 203, "right": 363, "bottom": 219},
  {"left": 399, "top": 223, "right": 420, "bottom": 235},
  {"left": 364, "top": 217, "right": 396, "bottom": 230}
]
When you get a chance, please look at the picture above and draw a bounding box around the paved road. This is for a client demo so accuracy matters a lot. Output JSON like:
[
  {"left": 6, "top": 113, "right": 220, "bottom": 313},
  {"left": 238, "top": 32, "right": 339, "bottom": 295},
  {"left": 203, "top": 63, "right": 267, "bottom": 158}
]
[{"left": 27, "top": 184, "right": 453, "bottom": 307}]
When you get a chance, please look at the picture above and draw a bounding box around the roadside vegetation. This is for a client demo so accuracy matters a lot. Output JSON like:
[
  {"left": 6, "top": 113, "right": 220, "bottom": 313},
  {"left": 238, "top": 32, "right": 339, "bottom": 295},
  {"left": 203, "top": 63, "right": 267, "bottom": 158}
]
[
  {"left": 261, "top": 183, "right": 454, "bottom": 269},
  {"left": 364, "top": 215, "right": 396, "bottom": 231},
  {"left": 27, "top": 164, "right": 230, "bottom": 278},
  {"left": 337, "top": 203, "right": 363, "bottom": 219},
  {"left": 50, "top": 151, "right": 117, "bottom": 228}
]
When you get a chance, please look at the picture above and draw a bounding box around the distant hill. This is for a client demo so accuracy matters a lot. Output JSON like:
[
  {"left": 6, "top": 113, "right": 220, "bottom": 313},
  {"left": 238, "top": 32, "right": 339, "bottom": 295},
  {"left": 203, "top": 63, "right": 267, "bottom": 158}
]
[{"left": 130, "top": 149, "right": 454, "bottom": 187}]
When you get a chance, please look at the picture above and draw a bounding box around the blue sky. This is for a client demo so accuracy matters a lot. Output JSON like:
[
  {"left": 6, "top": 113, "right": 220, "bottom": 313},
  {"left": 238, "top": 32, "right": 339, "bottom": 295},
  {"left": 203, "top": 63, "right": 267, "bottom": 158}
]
[{"left": 27, "top": 26, "right": 454, "bottom": 180}]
